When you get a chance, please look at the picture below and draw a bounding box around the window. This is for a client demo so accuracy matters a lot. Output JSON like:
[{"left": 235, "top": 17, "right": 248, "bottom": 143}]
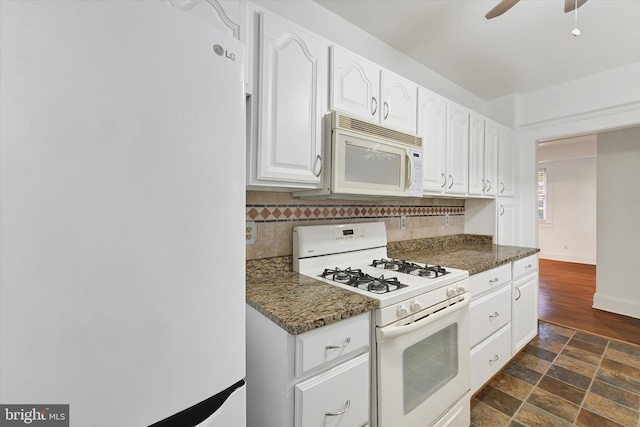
[{"left": 538, "top": 168, "right": 547, "bottom": 221}]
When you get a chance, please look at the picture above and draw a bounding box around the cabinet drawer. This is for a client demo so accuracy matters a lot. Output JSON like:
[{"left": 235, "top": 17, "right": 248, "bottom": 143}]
[
  {"left": 294, "top": 353, "right": 370, "bottom": 427},
  {"left": 469, "top": 264, "right": 511, "bottom": 299},
  {"left": 295, "top": 312, "right": 370, "bottom": 376},
  {"left": 513, "top": 254, "right": 538, "bottom": 280},
  {"left": 470, "top": 324, "right": 511, "bottom": 395},
  {"left": 469, "top": 285, "right": 511, "bottom": 348}
]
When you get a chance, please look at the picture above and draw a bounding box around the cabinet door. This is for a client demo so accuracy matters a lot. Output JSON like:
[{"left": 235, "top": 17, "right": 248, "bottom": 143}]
[
  {"left": 468, "top": 112, "right": 485, "bottom": 196},
  {"left": 445, "top": 102, "right": 469, "bottom": 195},
  {"left": 176, "top": 0, "right": 241, "bottom": 39},
  {"left": 417, "top": 87, "right": 446, "bottom": 193},
  {"left": 257, "top": 11, "right": 326, "bottom": 186},
  {"left": 498, "top": 125, "right": 515, "bottom": 197},
  {"left": 497, "top": 198, "right": 516, "bottom": 246},
  {"left": 294, "top": 353, "right": 370, "bottom": 427},
  {"left": 380, "top": 70, "right": 418, "bottom": 134},
  {"left": 512, "top": 273, "right": 539, "bottom": 354},
  {"left": 330, "top": 46, "right": 380, "bottom": 121},
  {"left": 484, "top": 119, "right": 499, "bottom": 197}
]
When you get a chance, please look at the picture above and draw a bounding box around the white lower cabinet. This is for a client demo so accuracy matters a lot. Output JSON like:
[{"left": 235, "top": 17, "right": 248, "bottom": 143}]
[
  {"left": 471, "top": 324, "right": 512, "bottom": 395},
  {"left": 246, "top": 305, "right": 371, "bottom": 427},
  {"left": 512, "top": 255, "right": 540, "bottom": 354},
  {"left": 295, "top": 353, "right": 369, "bottom": 427},
  {"left": 469, "top": 255, "right": 539, "bottom": 395},
  {"left": 469, "top": 284, "right": 511, "bottom": 348}
]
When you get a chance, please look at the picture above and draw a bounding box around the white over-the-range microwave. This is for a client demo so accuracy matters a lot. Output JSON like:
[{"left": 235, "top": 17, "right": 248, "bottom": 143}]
[{"left": 293, "top": 112, "right": 423, "bottom": 199}]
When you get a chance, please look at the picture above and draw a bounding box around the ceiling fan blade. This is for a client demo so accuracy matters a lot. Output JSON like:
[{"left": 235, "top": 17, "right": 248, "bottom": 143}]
[
  {"left": 485, "top": 0, "right": 520, "bottom": 19},
  {"left": 564, "top": 0, "right": 588, "bottom": 13}
]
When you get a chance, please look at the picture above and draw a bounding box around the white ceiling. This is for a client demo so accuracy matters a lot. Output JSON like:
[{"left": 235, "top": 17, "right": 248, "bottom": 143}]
[{"left": 313, "top": 0, "right": 640, "bottom": 101}]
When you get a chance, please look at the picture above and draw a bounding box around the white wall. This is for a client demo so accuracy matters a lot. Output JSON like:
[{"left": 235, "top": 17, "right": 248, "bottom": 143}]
[
  {"left": 515, "top": 62, "right": 640, "bottom": 248},
  {"left": 593, "top": 126, "right": 640, "bottom": 319},
  {"left": 538, "top": 152, "right": 597, "bottom": 264}
]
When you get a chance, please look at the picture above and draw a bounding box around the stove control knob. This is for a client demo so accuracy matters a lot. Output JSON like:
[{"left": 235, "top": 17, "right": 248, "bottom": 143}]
[
  {"left": 456, "top": 283, "right": 467, "bottom": 294},
  {"left": 446, "top": 287, "right": 457, "bottom": 298},
  {"left": 410, "top": 300, "right": 422, "bottom": 312},
  {"left": 397, "top": 305, "right": 409, "bottom": 318}
]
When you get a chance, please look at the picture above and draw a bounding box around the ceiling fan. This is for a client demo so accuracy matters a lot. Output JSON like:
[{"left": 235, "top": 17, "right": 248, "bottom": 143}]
[{"left": 485, "top": 0, "right": 588, "bottom": 19}]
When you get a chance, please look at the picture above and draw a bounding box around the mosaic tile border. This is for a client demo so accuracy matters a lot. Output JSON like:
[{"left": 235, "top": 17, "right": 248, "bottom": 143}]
[{"left": 246, "top": 204, "right": 464, "bottom": 222}]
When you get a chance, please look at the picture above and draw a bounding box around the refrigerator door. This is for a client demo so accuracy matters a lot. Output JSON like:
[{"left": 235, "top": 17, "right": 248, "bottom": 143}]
[{"left": 0, "top": 1, "right": 246, "bottom": 426}]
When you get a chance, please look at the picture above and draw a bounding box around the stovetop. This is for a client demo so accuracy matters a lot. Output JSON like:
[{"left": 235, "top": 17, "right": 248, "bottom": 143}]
[{"left": 293, "top": 222, "right": 469, "bottom": 309}]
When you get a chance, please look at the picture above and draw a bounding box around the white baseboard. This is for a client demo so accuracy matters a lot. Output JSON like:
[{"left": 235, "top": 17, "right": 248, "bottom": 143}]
[
  {"left": 593, "top": 293, "right": 640, "bottom": 319},
  {"left": 538, "top": 251, "right": 596, "bottom": 265}
]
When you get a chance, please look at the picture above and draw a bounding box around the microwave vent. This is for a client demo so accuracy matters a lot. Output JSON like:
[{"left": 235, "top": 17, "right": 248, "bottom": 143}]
[{"left": 336, "top": 114, "right": 422, "bottom": 148}]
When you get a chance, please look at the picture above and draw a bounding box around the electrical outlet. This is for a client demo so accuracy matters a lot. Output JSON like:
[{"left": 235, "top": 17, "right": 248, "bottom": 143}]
[
  {"left": 444, "top": 213, "right": 450, "bottom": 227},
  {"left": 246, "top": 221, "right": 256, "bottom": 245},
  {"left": 400, "top": 215, "right": 407, "bottom": 231}
]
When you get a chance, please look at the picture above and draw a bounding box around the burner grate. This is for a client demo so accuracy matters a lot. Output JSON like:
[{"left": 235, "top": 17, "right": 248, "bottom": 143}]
[{"left": 320, "top": 267, "right": 408, "bottom": 294}]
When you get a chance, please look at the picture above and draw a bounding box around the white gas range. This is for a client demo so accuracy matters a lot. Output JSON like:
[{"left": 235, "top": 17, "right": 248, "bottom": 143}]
[{"left": 293, "top": 222, "right": 472, "bottom": 427}]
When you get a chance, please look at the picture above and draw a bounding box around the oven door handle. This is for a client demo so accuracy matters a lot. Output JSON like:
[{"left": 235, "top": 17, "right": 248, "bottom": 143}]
[{"left": 377, "top": 294, "right": 469, "bottom": 343}]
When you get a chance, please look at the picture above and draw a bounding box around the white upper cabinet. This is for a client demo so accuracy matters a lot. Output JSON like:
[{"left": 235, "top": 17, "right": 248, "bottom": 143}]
[
  {"left": 330, "top": 46, "right": 417, "bottom": 134},
  {"left": 484, "top": 119, "right": 499, "bottom": 197},
  {"left": 330, "top": 46, "right": 380, "bottom": 121},
  {"left": 417, "top": 87, "right": 447, "bottom": 193},
  {"left": 445, "top": 101, "right": 470, "bottom": 195},
  {"left": 247, "top": 9, "right": 327, "bottom": 188},
  {"left": 497, "top": 197, "right": 516, "bottom": 245},
  {"left": 468, "top": 113, "right": 486, "bottom": 196},
  {"left": 469, "top": 114, "right": 498, "bottom": 197},
  {"left": 173, "top": 0, "right": 241, "bottom": 39},
  {"left": 380, "top": 71, "right": 418, "bottom": 133},
  {"left": 498, "top": 125, "right": 516, "bottom": 197}
]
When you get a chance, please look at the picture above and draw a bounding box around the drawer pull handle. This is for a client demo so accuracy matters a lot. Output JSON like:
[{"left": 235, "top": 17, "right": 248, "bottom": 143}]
[
  {"left": 489, "top": 277, "right": 499, "bottom": 284},
  {"left": 325, "top": 337, "right": 351, "bottom": 350},
  {"left": 515, "top": 287, "right": 522, "bottom": 301},
  {"left": 489, "top": 355, "right": 499, "bottom": 364},
  {"left": 525, "top": 264, "right": 533, "bottom": 270},
  {"left": 489, "top": 312, "right": 499, "bottom": 320},
  {"left": 325, "top": 399, "right": 350, "bottom": 416}
]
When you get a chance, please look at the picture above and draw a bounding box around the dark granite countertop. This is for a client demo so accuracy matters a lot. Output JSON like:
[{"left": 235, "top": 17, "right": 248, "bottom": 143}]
[
  {"left": 246, "top": 235, "right": 539, "bottom": 335},
  {"left": 246, "top": 257, "right": 378, "bottom": 335},
  {"left": 387, "top": 235, "right": 540, "bottom": 276}
]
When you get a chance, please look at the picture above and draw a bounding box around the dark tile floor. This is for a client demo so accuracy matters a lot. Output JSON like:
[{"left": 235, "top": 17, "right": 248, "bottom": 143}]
[{"left": 471, "top": 321, "right": 640, "bottom": 427}]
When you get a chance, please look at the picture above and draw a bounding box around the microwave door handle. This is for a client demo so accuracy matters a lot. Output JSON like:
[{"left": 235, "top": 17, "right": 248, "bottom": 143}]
[{"left": 406, "top": 152, "right": 414, "bottom": 189}]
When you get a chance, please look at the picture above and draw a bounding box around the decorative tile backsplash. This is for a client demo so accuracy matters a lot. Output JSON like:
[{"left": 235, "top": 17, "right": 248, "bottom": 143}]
[{"left": 246, "top": 191, "right": 465, "bottom": 260}]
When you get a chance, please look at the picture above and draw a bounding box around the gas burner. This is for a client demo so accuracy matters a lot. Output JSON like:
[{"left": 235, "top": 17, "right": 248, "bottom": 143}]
[
  {"left": 321, "top": 267, "right": 364, "bottom": 285},
  {"left": 371, "top": 259, "right": 450, "bottom": 278},
  {"left": 320, "top": 267, "right": 408, "bottom": 294}
]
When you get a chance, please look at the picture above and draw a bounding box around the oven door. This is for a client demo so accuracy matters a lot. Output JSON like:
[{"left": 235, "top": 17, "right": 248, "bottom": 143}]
[{"left": 375, "top": 294, "right": 470, "bottom": 427}]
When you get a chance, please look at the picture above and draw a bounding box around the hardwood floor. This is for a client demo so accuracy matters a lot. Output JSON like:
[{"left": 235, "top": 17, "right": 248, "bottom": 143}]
[{"left": 538, "top": 258, "right": 640, "bottom": 346}]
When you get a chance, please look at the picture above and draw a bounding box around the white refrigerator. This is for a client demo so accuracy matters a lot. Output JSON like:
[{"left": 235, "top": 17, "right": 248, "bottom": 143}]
[{"left": 0, "top": 1, "right": 246, "bottom": 426}]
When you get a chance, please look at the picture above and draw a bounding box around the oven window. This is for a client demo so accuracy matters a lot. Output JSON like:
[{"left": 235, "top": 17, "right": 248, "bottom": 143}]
[{"left": 402, "top": 323, "right": 458, "bottom": 414}]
